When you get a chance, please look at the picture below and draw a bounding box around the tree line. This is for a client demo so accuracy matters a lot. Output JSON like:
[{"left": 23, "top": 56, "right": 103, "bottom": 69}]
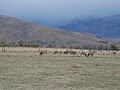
[
  {"left": 0, "top": 40, "right": 119, "bottom": 51},
  {"left": 0, "top": 41, "right": 39, "bottom": 47}
]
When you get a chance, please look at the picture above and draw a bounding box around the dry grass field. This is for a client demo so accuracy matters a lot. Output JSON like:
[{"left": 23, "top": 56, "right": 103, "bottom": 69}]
[{"left": 0, "top": 47, "right": 120, "bottom": 90}]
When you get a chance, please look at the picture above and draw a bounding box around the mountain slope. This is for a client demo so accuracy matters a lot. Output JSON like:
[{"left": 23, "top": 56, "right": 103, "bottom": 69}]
[
  {"left": 59, "top": 15, "right": 120, "bottom": 39},
  {"left": 0, "top": 15, "right": 112, "bottom": 47}
]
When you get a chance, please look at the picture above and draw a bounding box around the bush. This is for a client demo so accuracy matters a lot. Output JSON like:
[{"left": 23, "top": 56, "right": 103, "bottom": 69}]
[
  {"left": 18, "top": 40, "right": 26, "bottom": 47},
  {"left": 110, "top": 44, "right": 118, "bottom": 51}
]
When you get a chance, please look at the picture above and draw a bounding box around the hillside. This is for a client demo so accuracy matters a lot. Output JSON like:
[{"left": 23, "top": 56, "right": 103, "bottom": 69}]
[
  {"left": 59, "top": 15, "right": 120, "bottom": 39},
  {"left": 0, "top": 15, "right": 112, "bottom": 47}
]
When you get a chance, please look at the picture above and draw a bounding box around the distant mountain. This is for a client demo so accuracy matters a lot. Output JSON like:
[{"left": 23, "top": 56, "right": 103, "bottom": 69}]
[
  {"left": 0, "top": 15, "right": 112, "bottom": 47},
  {"left": 59, "top": 15, "right": 120, "bottom": 39}
]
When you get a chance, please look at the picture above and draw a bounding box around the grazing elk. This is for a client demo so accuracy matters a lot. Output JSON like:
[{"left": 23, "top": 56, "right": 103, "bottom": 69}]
[
  {"left": 80, "top": 50, "right": 96, "bottom": 57},
  {"left": 54, "top": 50, "right": 64, "bottom": 55},
  {"left": 86, "top": 50, "right": 96, "bottom": 57},
  {"left": 39, "top": 50, "right": 47, "bottom": 55},
  {"left": 54, "top": 50, "right": 59, "bottom": 55},
  {"left": 80, "top": 50, "right": 87, "bottom": 56},
  {"left": 39, "top": 50, "right": 43, "bottom": 55},
  {"left": 1, "top": 47, "right": 6, "bottom": 53},
  {"left": 70, "top": 50, "right": 77, "bottom": 55},
  {"left": 113, "top": 51, "right": 117, "bottom": 55},
  {"left": 64, "top": 50, "right": 69, "bottom": 54}
]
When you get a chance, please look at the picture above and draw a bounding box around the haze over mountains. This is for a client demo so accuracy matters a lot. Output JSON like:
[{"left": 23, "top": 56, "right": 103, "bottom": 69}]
[
  {"left": 0, "top": 15, "right": 112, "bottom": 47},
  {"left": 59, "top": 15, "right": 120, "bottom": 39}
]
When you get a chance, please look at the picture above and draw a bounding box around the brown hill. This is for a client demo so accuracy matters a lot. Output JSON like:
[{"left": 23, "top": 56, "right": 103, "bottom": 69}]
[{"left": 0, "top": 15, "right": 112, "bottom": 47}]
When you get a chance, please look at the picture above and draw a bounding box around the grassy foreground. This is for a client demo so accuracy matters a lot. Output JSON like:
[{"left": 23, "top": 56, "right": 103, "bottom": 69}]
[{"left": 0, "top": 48, "right": 120, "bottom": 90}]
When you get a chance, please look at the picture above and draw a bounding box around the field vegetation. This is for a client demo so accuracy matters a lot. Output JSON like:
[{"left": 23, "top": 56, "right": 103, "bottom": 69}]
[{"left": 0, "top": 47, "right": 120, "bottom": 90}]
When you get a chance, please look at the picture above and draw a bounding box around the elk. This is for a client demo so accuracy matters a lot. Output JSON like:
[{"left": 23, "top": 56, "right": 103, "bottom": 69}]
[
  {"left": 86, "top": 50, "right": 96, "bottom": 57},
  {"left": 54, "top": 50, "right": 59, "bottom": 55},
  {"left": 64, "top": 50, "right": 69, "bottom": 54},
  {"left": 80, "top": 50, "right": 87, "bottom": 56},
  {"left": 113, "top": 51, "right": 117, "bottom": 55},
  {"left": 80, "top": 50, "right": 96, "bottom": 57},
  {"left": 70, "top": 50, "right": 77, "bottom": 55},
  {"left": 39, "top": 50, "right": 47, "bottom": 55},
  {"left": 39, "top": 50, "right": 43, "bottom": 55},
  {"left": 1, "top": 47, "right": 6, "bottom": 53}
]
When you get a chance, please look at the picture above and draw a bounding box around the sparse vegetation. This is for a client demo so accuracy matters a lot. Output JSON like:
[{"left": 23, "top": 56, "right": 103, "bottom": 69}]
[
  {"left": 0, "top": 47, "right": 120, "bottom": 90},
  {"left": 0, "top": 40, "right": 120, "bottom": 51},
  {"left": 110, "top": 44, "right": 118, "bottom": 51},
  {"left": 0, "top": 15, "right": 115, "bottom": 48},
  {"left": 0, "top": 41, "right": 39, "bottom": 47}
]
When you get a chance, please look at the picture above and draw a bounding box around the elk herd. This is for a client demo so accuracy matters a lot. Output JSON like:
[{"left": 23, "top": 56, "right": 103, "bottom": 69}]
[
  {"left": 38, "top": 49, "right": 118, "bottom": 57},
  {"left": 0, "top": 47, "right": 118, "bottom": 57}
]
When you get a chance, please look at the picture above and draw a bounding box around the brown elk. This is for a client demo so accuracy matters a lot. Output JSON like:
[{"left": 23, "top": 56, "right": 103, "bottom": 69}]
[
  {"left": 64, "top": 50, "right": 69, "bottom": 54},
  {"left": 39, "top": 50, "right": 47, "bottom": 55},
  {"left": 80, "top": 50, "right": 96, "bottom": 57},
  {"left": 113, "top": 51, "right": 117, "bottom": 55},
  {"left": 39, "top": 51, "right": 43, "bottom": 55},
  {"left": 1, "top": 47, "right": 6, "bottom": 53},
  {"left": 54, "top": 50, "right": 59, "bottom": 55},
  {"left": 80, "top": 50, "right": 87, "bottom": 56},
  {"left": 70, "top": 51, "right": 77, "bottom": 55},
  {"left": 86, "top": 50, "right": 96, "bottom": 57}
]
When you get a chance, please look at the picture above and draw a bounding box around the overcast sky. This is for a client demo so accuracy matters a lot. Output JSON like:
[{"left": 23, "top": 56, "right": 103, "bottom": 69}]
[{"left": 0, "top": 0, "right": 120, "bottom": 25}]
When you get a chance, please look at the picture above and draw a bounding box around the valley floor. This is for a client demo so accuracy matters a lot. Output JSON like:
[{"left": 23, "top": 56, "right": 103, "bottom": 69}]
[{"left": 0, "top": 47, "right": 120, "bottom": 90}]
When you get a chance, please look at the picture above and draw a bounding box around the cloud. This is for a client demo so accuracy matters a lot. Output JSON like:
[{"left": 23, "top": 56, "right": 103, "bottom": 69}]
[{"left": 0, "top": 0, "right": 120, "bottom": 25}]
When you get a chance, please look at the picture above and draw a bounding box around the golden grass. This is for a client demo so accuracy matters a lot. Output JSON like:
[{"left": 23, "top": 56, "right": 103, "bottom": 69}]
[{"left": 0, "top": 47, "right": 120, "bottom": 90}]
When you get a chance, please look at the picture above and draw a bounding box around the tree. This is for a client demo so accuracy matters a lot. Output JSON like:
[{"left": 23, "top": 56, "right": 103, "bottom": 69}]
[
  {"left": 110, "top": 44, "right": 118, "bottom": 51},
  {"left": 18, "top": 41, "right": 26, "bottom": 47},
  {"left": 7, "top": 41, "right": 18, "bottom": 47},
  {"left": 26, "top": 41, "right": 39, "bottom": 47},
  {"left": 0, "top": 41, "right": 7, "bottom": 47},
  {"left": 46, "top": 44, "right": 54, "bottom": 48}
]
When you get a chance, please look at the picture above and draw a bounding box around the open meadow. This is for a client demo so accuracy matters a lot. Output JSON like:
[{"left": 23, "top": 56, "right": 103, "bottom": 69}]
[{"left": 0, "top": 47, "right": 120, "bottom": 90}]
